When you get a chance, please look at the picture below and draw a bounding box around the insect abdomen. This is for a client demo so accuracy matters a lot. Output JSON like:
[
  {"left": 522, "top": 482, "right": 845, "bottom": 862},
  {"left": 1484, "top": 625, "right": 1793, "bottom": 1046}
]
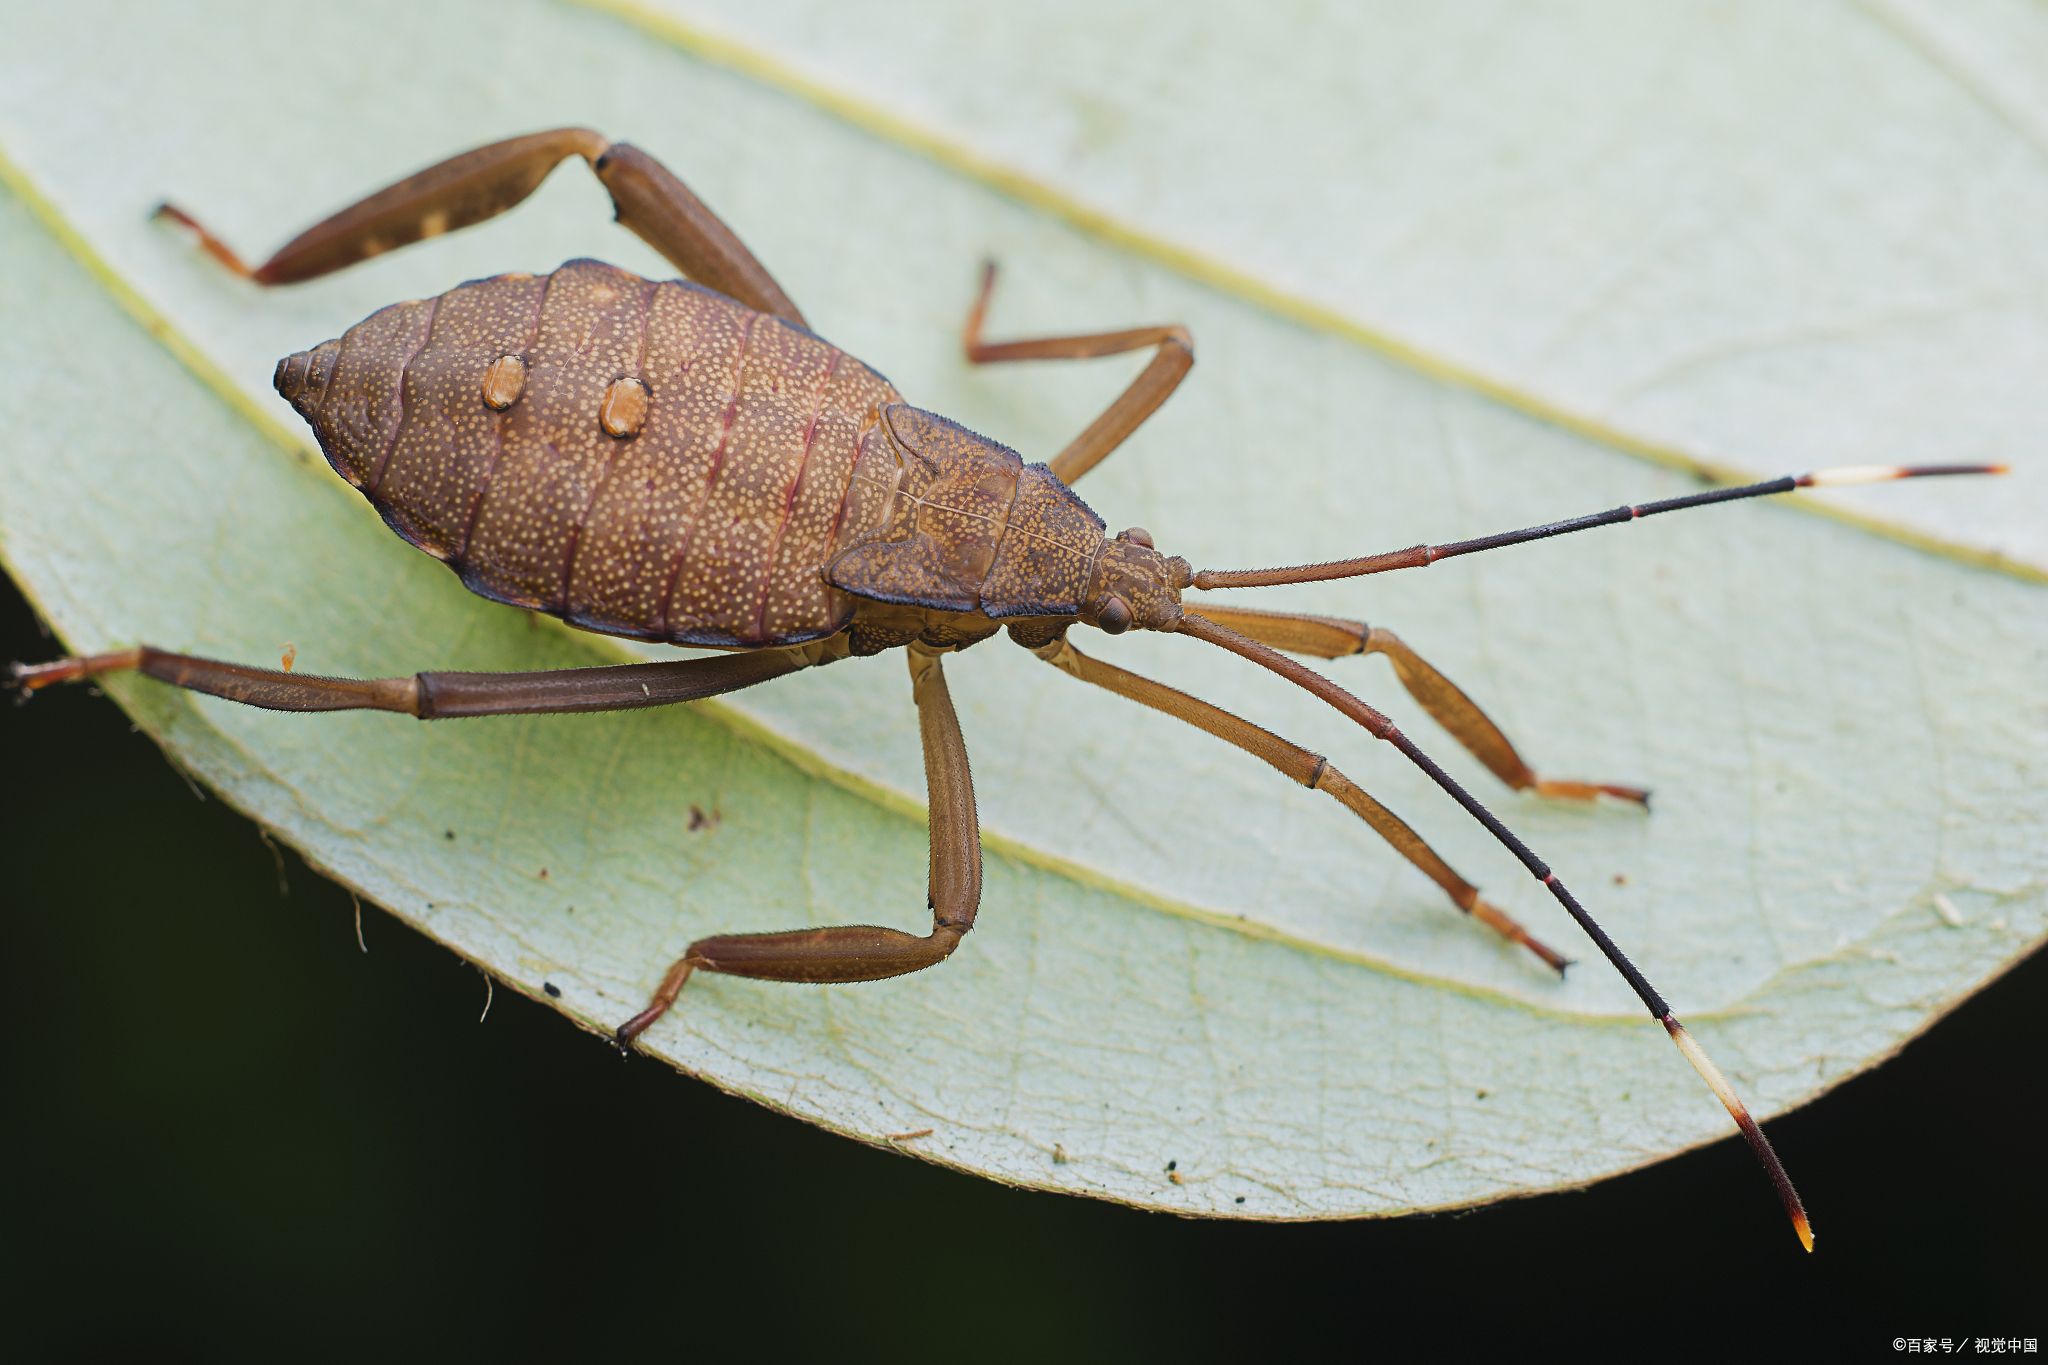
[{"left": 279, "top": 259, "right": 900, "bottom": 647}]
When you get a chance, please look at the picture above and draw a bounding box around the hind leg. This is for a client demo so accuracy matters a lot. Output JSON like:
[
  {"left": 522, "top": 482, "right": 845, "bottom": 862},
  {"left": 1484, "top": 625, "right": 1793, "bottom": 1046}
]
[{"left": 157, "top": 128, "right": 805, "bottom": 324}]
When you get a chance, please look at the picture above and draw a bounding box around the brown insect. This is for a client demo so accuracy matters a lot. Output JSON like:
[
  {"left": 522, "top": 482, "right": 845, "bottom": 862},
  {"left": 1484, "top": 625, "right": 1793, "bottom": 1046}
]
[{"left": 15, "top": 129, "right": 2004, "bottom": 1248}]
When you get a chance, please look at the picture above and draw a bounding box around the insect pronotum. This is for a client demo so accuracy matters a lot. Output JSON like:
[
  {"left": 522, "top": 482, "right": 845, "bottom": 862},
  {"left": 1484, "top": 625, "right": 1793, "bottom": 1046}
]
[{"left": 15, "top": 130, "right": 2006, "bottom": 1249}]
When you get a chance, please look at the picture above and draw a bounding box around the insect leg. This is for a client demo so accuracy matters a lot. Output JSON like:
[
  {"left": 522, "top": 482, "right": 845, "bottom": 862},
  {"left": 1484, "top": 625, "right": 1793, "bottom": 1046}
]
[
  {"left": 155, "top": 129, "right": 805, "bottom": 325},
  {"left": 616, "top": 643, "right": 980, "bottom": 1044},
  {"left": 1177, "top": 610, "right": 1813, "bottom": 1249},
  {"left": 12, "top": 645, "right": 809, "bottom": 716},
  {"left": 961, "top": 262, "right": 1193, "bottom": 485},
  {"left": 1160, "top": 602, "right": 1372, "bottom": 660},
  {"left": 588, "top": 143, "right": 805, "bottom": 326},
  {"left": 1020, "top": 628, "right": 1569, "bottom": 972},
  {"left": 1169, "top": 603, "right": 1647, "bottom": 804},
  {"left": 156, "top": 129, "right": 611, "bottom": 285}
]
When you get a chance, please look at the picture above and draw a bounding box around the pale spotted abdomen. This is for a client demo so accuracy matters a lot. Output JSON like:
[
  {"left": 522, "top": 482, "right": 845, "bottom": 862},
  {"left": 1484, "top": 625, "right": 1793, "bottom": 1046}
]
[{"left": 275, "top": 259, "right": 901, "bottom": 648}]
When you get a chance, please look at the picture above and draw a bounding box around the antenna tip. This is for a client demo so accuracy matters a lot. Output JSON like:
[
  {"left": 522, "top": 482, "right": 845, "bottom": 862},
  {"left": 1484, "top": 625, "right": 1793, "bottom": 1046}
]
[
  {"left": 1793, "top": 1210, "right": 1815, "bottom": 1253},
  {"left": 1799, "top": 463, "right": 2009, "bottom": 488}
]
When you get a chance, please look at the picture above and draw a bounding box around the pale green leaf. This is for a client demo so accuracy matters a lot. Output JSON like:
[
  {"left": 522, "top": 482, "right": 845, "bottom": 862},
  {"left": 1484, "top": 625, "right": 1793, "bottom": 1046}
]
[
  {"left": 632, "top": 0, "right": 2048, "bottom": 576},
  {"left": 0, "top": 1, "right": 2042, "bottom": 1221}
]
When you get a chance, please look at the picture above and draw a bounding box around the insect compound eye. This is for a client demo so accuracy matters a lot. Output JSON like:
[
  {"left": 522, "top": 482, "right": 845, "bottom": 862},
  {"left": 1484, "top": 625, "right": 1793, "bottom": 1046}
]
[
  {"left": 1097, "top": 595, "right": 1134, "bottom": 634},
  {"left": 1121, "top": 527, "right": 1155, "bottom": 549},
  {"left": 600, "top": 376, "right": 651, "bottom": 438},
  {"left": 481, "top": 354, "right": 528, "bottom": 411}
]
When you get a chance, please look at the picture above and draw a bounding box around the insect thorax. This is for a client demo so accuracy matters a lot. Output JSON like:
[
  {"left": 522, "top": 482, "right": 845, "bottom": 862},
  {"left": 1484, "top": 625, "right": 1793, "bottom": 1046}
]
[{"left": 824, "top": 405, "right": 1188, "bottom": 653}]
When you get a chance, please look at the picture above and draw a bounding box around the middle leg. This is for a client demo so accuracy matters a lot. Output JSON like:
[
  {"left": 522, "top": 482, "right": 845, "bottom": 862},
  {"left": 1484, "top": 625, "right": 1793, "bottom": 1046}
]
[
  {"left": 616, "top": 642, "right": 983, "bottom": 1043},
  {"left": 962, "top": 263, "right": 1193, "bottom": 486}
]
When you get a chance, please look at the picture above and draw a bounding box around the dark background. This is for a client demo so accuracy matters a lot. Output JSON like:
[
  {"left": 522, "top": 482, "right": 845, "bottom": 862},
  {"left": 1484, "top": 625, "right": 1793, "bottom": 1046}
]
[{"left": 4, "top": 571, "right": 2041, "bottom": 1362}]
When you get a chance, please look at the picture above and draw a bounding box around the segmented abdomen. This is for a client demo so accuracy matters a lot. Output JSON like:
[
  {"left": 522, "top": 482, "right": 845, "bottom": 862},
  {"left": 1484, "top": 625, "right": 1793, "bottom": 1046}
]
[{"left": 287, "top": 259, "right": 901, "bottom": 647}]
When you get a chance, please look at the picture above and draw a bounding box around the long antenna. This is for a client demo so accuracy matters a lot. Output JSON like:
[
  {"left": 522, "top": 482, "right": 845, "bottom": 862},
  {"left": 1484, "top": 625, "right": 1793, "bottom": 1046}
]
[
  {"left": 1176, "top": 611, "right": 1814, "bottom": 1251},
  {"left": 1193, "top": 463, "right": 2005, "bottom": 590}
]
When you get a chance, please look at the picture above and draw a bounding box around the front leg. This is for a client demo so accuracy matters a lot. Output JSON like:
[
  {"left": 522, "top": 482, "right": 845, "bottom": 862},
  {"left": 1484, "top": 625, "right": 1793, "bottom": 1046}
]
[
  {"left": 617, "top": 642, "right": 981, "bottom": 1044},
  {"left": 1178, "top": 602, "right": 1649, "bottom": 806},
  {"left": 1023, "top": 629, "right": 1570, "bottom": 973}
]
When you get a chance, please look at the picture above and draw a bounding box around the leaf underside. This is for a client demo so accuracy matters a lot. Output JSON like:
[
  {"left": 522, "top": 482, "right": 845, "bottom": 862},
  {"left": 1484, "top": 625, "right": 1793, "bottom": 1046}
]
[{"left": 0, "top": 0, "right": 2042, "bottom": 1219}]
